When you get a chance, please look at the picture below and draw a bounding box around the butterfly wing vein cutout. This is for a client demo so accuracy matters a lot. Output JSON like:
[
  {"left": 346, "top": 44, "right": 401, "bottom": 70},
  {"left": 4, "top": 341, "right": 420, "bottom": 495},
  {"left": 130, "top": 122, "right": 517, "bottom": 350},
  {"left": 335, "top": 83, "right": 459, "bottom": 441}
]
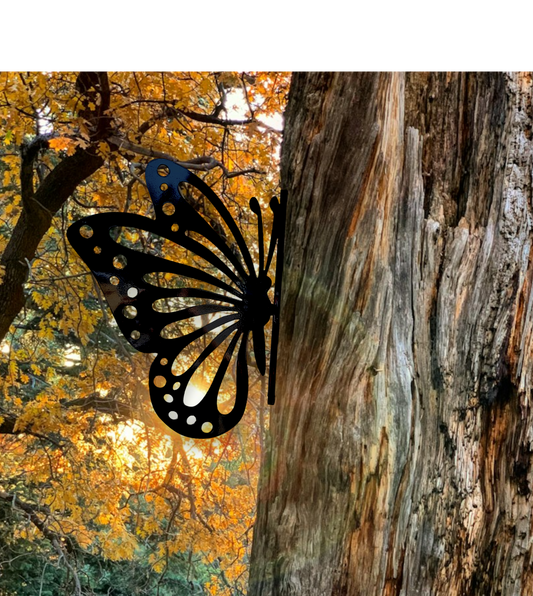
[{"left": 67, "top": 158, "right": 286, "bottom": 438}]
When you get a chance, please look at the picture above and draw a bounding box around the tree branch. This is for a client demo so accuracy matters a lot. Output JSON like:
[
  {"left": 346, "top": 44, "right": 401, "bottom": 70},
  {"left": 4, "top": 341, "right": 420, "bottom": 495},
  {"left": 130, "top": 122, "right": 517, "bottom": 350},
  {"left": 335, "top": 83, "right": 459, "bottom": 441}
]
[
  {"left": 0, "top": 490, "right": 77, "bottom": 554},
  {"left": 20, "top": 134, "right": 53, "bottom": 206},
  {"left": 0, "top": 73, "right": 112, "bottom": 345},
  {"left": 0, "top": 148, "right": 105, "bottom": 344},
  {"left": 118, "top": 99, "right": 254, "bottom": 127},
  {"left": 109, "top": 135, "right": 264, "bottom": 178},
  {"left": 0, "top": 414, "right": 18, "bottom": 434},
  {"left": 176, "top": 106, "right": 254, "bottom": 127},
  {"left": 62, "top": 392, "right": 135, "bottom": 420},
  {"left": 0, "top": 491, "right": 82, "bottom": 595}
]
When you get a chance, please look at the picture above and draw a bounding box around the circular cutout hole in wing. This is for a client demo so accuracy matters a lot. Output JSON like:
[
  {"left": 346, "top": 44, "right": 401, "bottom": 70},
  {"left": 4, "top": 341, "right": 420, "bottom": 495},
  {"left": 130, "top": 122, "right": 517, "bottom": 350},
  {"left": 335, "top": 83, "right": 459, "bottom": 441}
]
[
  {"left": 79, "top": 225, "right": 93, "bottom": 239},
  {"left": 157, "top": 164, "right": 170, "bottom": 177},
  {"left": 153, "top": 375, "right": 166, "bottom": 388},
  {"left": 113, "top": 255, "right": 127, "bottom": 269},
  {"left": 122, "top": 305, "right": 137, "bottom": 319},
  {"left": 162, "top": 202, "right": 175, "bottom": 216}
]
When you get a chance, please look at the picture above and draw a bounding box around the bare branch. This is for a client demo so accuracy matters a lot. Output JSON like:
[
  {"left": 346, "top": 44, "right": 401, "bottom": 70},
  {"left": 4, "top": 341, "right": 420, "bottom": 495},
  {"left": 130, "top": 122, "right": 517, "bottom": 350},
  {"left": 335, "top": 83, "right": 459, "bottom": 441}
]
[
  {"left": 117, "top": 99, "right": 254, "bottom": 127},
  {"left": 0, "top": 491, "right": 77, "bottom": 554},
  {"left": 0, "top": 491, "right": 82, "bottom": 595},
  {"left": 62, "top": 392, "right": 134, "bottom": 420},
  {"left": 109, "top": 135, "right": 264, "bottom": 178}
]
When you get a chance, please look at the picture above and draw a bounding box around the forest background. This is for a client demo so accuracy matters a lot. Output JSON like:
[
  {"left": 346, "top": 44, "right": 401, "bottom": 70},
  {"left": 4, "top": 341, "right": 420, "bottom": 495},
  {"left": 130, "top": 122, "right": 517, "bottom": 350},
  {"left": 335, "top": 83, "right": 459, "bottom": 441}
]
[{"left": 0, "top": 71, "right": 289, "bottom": 596}]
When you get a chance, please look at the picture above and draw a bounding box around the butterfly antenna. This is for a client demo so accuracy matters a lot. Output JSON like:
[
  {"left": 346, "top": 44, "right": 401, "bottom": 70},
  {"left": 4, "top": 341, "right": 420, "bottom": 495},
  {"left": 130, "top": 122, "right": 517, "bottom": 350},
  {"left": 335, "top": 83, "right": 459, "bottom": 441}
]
[
  {"left": 249, "top": 197, "right": 265, "bottom": 275},
  {"left": 267, "top": 189, "right": 287, "bottom": 406},
  {"left": 265, "top": 196, "right": 280, "bottom": 273}
]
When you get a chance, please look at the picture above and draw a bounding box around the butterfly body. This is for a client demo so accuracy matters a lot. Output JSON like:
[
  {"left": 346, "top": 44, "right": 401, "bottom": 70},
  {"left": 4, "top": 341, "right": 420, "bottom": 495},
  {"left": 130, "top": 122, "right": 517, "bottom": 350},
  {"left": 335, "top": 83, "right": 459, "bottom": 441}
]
[{"left": 67, "top": 158, "right": 286, "bottom": 438}]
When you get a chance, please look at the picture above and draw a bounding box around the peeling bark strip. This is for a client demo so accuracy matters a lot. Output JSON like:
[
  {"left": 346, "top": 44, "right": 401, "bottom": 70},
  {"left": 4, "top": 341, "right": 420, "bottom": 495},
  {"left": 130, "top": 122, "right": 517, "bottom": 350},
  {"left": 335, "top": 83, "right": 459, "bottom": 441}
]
[{"left": 249, "top": 73, "right": 533, "bottom": 596}]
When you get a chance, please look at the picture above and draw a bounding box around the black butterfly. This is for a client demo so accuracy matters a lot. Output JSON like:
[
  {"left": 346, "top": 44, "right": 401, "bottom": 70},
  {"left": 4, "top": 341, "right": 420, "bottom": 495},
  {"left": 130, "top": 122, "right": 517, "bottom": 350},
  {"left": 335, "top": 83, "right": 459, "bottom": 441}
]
[{"left": 67, "top": 158, "right": 286, "bottom": 439}]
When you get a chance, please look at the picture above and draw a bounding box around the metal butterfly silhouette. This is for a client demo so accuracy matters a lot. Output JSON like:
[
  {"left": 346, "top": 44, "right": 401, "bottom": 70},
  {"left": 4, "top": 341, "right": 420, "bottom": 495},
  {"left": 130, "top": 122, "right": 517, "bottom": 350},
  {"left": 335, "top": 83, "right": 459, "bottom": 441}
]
[{"left": 67, "top": 158, "right": 286, "bottom": 439}]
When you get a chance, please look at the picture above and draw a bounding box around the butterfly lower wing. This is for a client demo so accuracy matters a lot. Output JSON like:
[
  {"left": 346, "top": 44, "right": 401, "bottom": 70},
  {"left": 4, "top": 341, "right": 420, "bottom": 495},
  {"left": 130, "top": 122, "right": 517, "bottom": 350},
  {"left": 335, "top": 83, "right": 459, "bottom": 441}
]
[{"left": 150, "top": 327, "right": 250, "bottom": 438}]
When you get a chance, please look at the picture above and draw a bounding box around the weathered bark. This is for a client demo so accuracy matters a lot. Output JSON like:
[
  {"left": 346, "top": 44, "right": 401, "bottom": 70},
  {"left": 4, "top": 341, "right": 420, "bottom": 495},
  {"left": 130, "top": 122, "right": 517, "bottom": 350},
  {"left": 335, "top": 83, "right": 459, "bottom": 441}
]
[{"left": 249, "top": 73, "right": 533, "bottom": 596}]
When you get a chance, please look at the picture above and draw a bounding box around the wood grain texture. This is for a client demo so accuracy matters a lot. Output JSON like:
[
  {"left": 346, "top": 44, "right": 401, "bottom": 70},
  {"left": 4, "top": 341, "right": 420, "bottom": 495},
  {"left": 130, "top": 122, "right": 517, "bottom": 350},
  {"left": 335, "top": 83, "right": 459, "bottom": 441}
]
[{"left": 249, "top": 73, "right": 533, "bottom": 596}]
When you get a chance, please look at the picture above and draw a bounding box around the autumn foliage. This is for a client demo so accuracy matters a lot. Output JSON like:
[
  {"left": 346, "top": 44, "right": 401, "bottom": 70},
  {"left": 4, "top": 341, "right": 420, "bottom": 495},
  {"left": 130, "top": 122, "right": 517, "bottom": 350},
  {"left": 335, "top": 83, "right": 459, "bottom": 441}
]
[{"left": 0, "top": 72, "right": 288, "bottom": 595}]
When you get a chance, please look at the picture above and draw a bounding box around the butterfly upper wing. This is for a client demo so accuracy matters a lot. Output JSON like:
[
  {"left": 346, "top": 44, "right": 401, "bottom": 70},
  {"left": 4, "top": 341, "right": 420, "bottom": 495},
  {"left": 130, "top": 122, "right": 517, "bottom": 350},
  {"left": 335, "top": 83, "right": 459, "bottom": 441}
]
[
  {"left": 67, "top": 160, "right": 271, "bottom": 438},
  {"left": 68, "top": 211, "right": 242, "bottom": 354}
]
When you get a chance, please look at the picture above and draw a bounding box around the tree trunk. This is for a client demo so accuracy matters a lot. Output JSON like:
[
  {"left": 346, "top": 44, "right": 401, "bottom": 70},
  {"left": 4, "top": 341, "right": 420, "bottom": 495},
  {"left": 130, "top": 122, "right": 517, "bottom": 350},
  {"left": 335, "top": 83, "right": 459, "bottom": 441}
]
[{"left": 249, "top": 72, "right": 533, "bottom": 596}]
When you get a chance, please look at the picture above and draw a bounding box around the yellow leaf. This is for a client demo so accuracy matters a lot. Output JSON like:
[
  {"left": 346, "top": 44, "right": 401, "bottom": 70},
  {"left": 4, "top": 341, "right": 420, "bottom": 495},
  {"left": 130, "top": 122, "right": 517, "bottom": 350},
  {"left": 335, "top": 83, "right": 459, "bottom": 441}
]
[
  {"left": 49, "top": 137, "right": 73, "bottom": 152},
  {"left": 96, "top": 142, "right": 110, "bottom": 158}
]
